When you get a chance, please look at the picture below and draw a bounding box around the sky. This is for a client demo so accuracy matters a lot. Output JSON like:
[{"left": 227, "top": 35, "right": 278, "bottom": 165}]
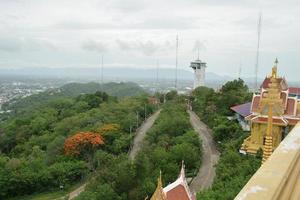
[{"left": 0, "top": 0, "right": 300, "bottom": 81}]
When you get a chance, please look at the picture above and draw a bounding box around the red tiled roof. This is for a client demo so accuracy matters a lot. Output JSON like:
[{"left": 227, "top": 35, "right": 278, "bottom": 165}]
[
  {"left": 230, "top": 102, "right": 251, "bottom": 117},
  {"left": 166, "top": 185, "right": 190, "bottom": 200},
  {"left": 286, "top": 118, "right": 300, "bottom": 125},
  {"left": 289, "top": 87, "right": 300, "bottom": 95},
  {"left": 252, "top": 117, "right": 287, "bottom": 126},
  {"left": 261, "top": 77, "right": 288, "bottom": 90},
  {"left": 285, "top": 98, "right": 296, "bottom": 115},
  {"left": 251, "top": 96, "right": 261, "bottom": 112},
  {"left": 281, "top": 92, "right": 288, "bottom": 106}
]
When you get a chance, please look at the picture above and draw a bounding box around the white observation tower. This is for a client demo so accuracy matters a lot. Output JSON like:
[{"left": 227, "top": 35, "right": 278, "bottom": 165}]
[{"left": 190, "top": 59, "right": 207, "bottom": 89}]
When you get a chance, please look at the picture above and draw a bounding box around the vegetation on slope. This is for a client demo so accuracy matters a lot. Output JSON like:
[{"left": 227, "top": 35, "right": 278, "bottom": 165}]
[
  {"left": 75, "top": 94, "right": 202, "bottom": 200},
  {"left": 191, "top": 79, "right": 261, "bottom": 200},
  {"left": 0, "top": 88, "right": 154, "bottom": 199}
]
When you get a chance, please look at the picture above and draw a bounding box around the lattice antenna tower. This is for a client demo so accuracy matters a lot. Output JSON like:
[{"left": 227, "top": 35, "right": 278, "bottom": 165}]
[
  {"left": 156, "top": 60, "right": 159, "bottom": 93},
  {"left": 255, "top": 13, "right": 262, "bottom": 91},
  {"left": 101, "top": 55, "right": 104, "bottom": 90},
  {"left": 175, "top": 35, "right": 179, "bottom": 91}
]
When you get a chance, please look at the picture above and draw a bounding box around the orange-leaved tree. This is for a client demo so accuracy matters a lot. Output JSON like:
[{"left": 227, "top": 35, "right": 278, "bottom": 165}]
[
  {"left": 97, "top": 123, "right": 120, "bottom": 147},
  {"left": 64, "top": 132, "right": 105, "bottom": 165},
  {"left": 98, "top": 123, "right": 120, "bottom": 134}
]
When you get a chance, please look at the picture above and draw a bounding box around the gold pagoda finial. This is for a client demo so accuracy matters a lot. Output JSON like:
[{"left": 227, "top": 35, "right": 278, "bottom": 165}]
[
  {"left": 158, "top": 170, "right": 162, "bottom": 188},
  {"left": 271, "top": 58, "right": 278, "bottom": 78},
  {"left": 150, "top": 171, "right": 167, "bottom": 200}
]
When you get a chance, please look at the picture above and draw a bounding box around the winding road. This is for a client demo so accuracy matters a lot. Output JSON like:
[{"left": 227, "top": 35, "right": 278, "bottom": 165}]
[
  {"left": 188, "top": 110, "right": 220, "bottom": 192},
  {"left": 129, "top": 109, "right": 161, "bottom": 160},
  {"left": 67, "top": 109, "right": 161, "bottom": 199}
]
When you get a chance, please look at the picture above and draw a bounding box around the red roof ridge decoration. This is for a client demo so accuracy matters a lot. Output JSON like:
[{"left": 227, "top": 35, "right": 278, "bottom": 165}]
[
  {"left": 163, "top": 161, "right": 196, "bottom": 200},
  {"left": 231, "top": 74, "right": 300, "bottom": 126},
  {"left": 150, "top": 161, "right": 196, "bottom": 200}
]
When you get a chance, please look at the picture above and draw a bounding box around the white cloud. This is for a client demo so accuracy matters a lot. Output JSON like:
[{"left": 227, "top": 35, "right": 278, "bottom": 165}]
[{"left": 0, "top": 0, "right": 299, "bottom": 80}]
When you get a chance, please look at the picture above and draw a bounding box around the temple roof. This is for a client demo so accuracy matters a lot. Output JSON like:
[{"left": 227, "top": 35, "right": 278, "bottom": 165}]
[
  {"left": 150, "top": 162, "right": 196, "bottom": 200},
  {"left": 289, "top": 87, "right": 300, "bottom": 95},
  {"left": 230, "top": 102, "right": 251, "bottom": 117},
  {"left": 150, "top": 172, "right": 167, "bottom": 200},
  {"left": 260, "top": 77, "right": 288, "bottom": 91},
  {"left": 231, "top": 61, "right": 300, "bottom": 126}
]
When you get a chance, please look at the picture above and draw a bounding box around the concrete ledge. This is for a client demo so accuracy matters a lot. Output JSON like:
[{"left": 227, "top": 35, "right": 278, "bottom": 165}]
[{"left": 235, "top": 122, "right": 300, "bottom": 200}]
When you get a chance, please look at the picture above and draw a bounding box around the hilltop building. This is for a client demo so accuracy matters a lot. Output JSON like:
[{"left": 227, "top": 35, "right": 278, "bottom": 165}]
[
  {"left": 190, "top": 59, "right": 207, "bottom": 89},
  {"left": 231, "top": 59, "right": 300, "bottom": 156},
  {"left": 149, "top": 163, "right": 196, "bottom": 200}
]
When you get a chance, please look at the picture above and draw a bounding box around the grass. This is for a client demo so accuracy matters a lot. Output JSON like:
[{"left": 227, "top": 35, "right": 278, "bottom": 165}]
[{"left": 8, "top": 182, "right": 84, "bottom": 200}]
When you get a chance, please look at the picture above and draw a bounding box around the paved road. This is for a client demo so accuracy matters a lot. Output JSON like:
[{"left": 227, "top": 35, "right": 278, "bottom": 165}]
[
  {"left": 188, "top": 110, "right": 220, "bottom": 192},
  {"left": 129, "top": 109, "right": 161, "bottom": 160},
  {"left": 67, "top": 109, "right": 161, "bottom": 199}
]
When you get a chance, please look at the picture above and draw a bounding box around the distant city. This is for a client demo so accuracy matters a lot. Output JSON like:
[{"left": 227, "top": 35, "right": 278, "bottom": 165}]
[{"left": 1, "top": 66, "right": 300, "bottom": 113}]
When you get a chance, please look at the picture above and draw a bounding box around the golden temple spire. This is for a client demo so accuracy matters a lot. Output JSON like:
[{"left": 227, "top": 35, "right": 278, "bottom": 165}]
[
  {"left": 150, "top": 171, "right": 167, "bottom": 200},
  {"left": 271, "top": 58, "right": 278, "bottom": 78},
  {"left": 261, "top": 59, "right": 283, "bottom": 163}
]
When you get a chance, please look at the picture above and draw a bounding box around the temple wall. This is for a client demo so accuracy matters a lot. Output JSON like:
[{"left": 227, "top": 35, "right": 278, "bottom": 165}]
[{"left": 235, "top": 123, "right": 300, "bottom": 200}]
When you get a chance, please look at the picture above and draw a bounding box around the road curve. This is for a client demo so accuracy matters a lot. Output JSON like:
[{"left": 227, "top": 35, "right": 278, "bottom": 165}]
[
  {"left": 67, "top": 110, "right": 161, "bottom": 199},
  {"left": 188, "top": 110, "right": 220, "bottom": 192},
  {"left": 129, "top": 109, "right": 161, "bottom": 160}
]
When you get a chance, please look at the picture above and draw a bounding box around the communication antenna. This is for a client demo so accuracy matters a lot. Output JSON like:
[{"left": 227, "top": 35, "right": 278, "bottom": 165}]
[
  {"left": 238, "top": 64, "right": 242, "bottom": 79},
  {"left": 175, "top": 35, "right": 179, "bottom": 90},
  {"left": 255, "top": 13, "right": 262, "bottom": 91},
  {"left": 101, "top": 55, "right": 104, "bottom": 90},
  {"left": 156, "top": 60, "right": 159, "bottom": 93}
]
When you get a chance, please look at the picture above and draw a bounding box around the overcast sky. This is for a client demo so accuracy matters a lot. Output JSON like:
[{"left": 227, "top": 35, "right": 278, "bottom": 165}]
[{"left": 0, "top": 0, "right": 299, "bottom": 80}]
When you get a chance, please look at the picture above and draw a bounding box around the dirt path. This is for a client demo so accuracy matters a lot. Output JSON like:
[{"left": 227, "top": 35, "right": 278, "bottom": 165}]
[
  {"left": 67, "top": 183, "right": 86, "bottom": 200},
  {"left": 188, "top": 110, "right": 220, "bottom": 192},
  {"left": 67, "top": 109, "right": 161, "bottom": 199},
  {"left": 129, "top": 109, "right": 161, "bottom": 160}
]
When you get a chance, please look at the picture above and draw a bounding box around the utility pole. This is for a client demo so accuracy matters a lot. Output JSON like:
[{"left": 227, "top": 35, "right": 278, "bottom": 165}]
[
  {"left": 238, "top": 62, "right": 242, "bottom": 79},
  {"left": 136, "top": 111, "right": 139, "bottom": 128},
  {"left": 144, "top": 104, "right": 147, "bottom": 121},
  {"left": 255, "top": 13, "right": 262, "bottom": 91},
  {"left": 175, "top": 35, "right": 178, "bottom": 91},
  {"left": 130, "top": 124, "right": 132, "bottom": 135}
]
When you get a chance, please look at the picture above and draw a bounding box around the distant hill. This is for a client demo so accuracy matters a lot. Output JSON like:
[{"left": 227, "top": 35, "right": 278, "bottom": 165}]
[
  {"left": 0, "top": 67, "right": 232, "bottom": 82},
  {"left": 60, "top": 82, "right": 146, "bottom": 97},
  {"left": 3, "top": 82, "right": 146, "bottom": 112}
]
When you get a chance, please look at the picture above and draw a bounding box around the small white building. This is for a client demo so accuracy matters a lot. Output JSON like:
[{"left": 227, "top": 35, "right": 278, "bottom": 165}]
[{"left": 190, "top": 59, "right": 207, "bottom": 89}]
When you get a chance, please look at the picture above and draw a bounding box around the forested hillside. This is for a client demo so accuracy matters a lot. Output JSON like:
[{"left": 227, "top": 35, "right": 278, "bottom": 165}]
[
  {"left": 2, "top": 82, "right": 146, "bottom": 113},
  {"left": 75, "top": 96, "right": 202, "bottom": 200},
  {"left": 191, "top": 79, "right": 261, "bottom": 200},
  {"left": 0, "top": 88, "right": 154, "bottom": 199}
]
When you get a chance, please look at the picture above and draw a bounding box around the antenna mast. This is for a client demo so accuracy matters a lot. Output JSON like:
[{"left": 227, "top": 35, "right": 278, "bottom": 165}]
[
  {"left": 156, "top": 60, "right": 159, "bottom": 93},
  {"left": 238, "top": 64, "right": 242, "bottom": 79},
  {"left": 175, "top": 35, "right": 178, "bottom": 90},
  {"left": 255, "top": 13, "right": 262, "bottom": 91},
  {"left": 101, "top": 55, "right": 104, "bottom": 89}
]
